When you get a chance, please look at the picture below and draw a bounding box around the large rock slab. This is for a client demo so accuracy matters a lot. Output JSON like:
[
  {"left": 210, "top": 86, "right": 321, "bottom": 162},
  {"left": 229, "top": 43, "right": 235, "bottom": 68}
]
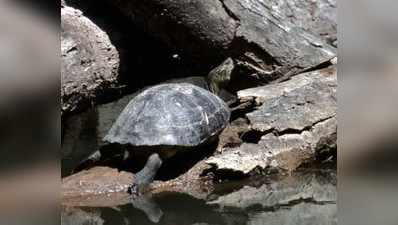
[
  {"left": 107, "top": 0, "right": 336, "bottom": 80},
  {"left": 253, "top": 0, "right": 337, "bottom": 47},
  {"left": 61, "top": 6, "right": 120, "bottom": 117},
  {"left": 207, "top": 67, "right": 337, "bottom": 174},
  {"left": 111, "top": 0, "right": 237, "bottom": 61},
  {"left": 243, "top": 68, "right": 337, "bottom": 133},
  {"left": 223, "top": 0, "right": 336, "bottom": 79}
]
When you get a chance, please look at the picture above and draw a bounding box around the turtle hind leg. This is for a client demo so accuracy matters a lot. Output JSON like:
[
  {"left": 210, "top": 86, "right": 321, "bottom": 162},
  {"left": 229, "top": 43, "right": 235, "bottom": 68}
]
[
  {"left": 73, "top": 150, "right": 102, "bottom": 173},
  {"left": 134, "top": 153, "right": 163, "bottom": 190}
]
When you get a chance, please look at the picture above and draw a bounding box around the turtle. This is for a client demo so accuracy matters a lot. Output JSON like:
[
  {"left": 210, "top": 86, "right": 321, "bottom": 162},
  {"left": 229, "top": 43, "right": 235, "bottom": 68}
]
[{"left": 76, "top": 83, "right": 231, "bottom": 186}]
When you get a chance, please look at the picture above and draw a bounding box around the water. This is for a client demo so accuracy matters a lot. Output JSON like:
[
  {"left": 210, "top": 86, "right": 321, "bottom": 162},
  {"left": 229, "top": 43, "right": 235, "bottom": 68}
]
[{"left": 61, "top": 98, "right": 337, "bottom": 225}]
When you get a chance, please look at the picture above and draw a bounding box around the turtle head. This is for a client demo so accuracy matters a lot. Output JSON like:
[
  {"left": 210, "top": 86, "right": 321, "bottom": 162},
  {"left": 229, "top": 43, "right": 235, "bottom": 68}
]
[
  {"left": 207, "top": 57, "right": 234, "bottom": 95},
  {"left": 135, "top": 153, "right": 163, "bottom": 189}
]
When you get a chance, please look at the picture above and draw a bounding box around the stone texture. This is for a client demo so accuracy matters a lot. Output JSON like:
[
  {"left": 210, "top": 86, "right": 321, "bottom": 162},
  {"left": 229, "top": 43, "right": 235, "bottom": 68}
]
[
  {"left": 252, "top": 0, "right": 337, "bottom": 47},
  {"left": 207, "top": 67, "right": 337, "bottom": 174},
  {"left": 223, "top": 0, "right": 336, "bottom": 80},
  {"left": 62, "top": 167, "right": 133, "bottom": 207},
  {"left": 61, "top": 6, "right": 120, "bottom": 117}
]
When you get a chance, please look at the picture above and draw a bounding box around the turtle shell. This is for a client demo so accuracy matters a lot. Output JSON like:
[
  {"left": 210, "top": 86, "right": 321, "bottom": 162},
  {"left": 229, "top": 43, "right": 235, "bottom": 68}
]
[{"left": 104, "top": 83, "right": 230, "bottom": 148}]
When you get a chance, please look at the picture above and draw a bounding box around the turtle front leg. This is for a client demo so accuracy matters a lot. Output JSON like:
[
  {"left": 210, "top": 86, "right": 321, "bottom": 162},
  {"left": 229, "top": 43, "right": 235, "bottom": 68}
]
[{"left": 132, "top": 153, "right": 162, "bottom": 191}]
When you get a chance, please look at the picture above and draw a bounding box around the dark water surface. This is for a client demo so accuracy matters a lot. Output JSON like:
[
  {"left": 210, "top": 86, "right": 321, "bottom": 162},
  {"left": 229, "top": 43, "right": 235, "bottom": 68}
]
[{"left": 62, "top": 98, "right": 337, "bottom": 225}]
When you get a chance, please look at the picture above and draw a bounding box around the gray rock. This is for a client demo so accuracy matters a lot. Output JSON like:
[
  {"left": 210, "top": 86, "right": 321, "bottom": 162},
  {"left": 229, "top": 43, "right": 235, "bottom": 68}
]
[
  {"left": 105, "top": 83, "right": 230, "bottom": 148},
  {"left": 244, "top": 70, "right": 337, "bottom": 133},
  {"left": 252, "top": 0, "right": 337, "bottom": 47},
  {"left": 109, "top": 0, "right": 237, "bottom": 61},
  {"left": 223, "top": 0, "right": 336, "bottom": 80},
  {"left": 207, "top": 67, "right": 337, "bottom": 174},
  {"left": 61, "top": 6, "right": 120, "bottom": 117}
]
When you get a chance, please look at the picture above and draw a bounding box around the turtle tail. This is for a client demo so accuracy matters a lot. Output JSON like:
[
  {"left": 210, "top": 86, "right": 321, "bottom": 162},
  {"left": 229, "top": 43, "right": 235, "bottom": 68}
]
[{"left": 135, "top": 153, "right": 163, "bottom": 188}]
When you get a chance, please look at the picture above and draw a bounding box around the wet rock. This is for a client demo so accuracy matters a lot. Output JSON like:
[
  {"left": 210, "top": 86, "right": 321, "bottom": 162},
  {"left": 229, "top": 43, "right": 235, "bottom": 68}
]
[
  {"left": 151, "top": 159, "right": 215, "bottom": 200},
  {"left": 61, "top": 6, "right": 121, "bottom": 117},
  {"left": 62, "top": 166, "right": 165, "bottom": 222},
  {"left": 207, "top": 67, "right": 337, "bottom": 174},
  {"left": 62, "top": 167, "right": 133, "bottom": 207},
  {"left": 62, "top": 163, "right": 214, "bottom": 206}
]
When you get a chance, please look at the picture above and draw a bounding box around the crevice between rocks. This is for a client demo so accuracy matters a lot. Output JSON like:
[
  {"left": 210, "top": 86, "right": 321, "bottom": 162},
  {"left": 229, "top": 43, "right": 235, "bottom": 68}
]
[
  {"left": 219, "top": 0, "right": 241, "bottom": 24},
  {"left": 240, "top": 114, "right": 336, "bottom": 145}
]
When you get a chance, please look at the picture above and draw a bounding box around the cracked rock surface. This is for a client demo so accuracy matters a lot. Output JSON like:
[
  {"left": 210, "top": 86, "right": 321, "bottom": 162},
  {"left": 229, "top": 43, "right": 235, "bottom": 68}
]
[{"left": 207, "top": 67, "right": 337, "bottom": 174}]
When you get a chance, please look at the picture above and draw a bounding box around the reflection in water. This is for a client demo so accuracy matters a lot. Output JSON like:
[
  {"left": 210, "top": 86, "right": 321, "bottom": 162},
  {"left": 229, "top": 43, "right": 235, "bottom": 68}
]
[{"left": 62, "top": 169, "right": 336, "bottom": 225}]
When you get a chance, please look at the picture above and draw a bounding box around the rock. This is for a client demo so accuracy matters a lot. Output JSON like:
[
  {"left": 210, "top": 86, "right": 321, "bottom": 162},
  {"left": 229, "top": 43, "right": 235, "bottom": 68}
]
[
  {"left": 207, "top": 67, "right": 337, "bottom": 174},
  {"left": 62, "top": 167, "right": 164, "bottom": 222},
  {"left": 62, "top": 162, "right": 214, "bottom": 205},
  {"left": 61, "top": 6, "right": 120, "bottom": 117},
  {"left": 107, "top": 0, "right": 336, "bottom": 80},
  {"left": 109, "top": 0, "right": 237, "bottom": 62},
  {"left": 62, "top": 167, "right": 134, "bottom": 207},
  {"left": 62, "top": 109, "right": 99, "bottom": 176},
  {"left": 223, "top": 0, "right": 336, "bottom": 80},
  {"left": 254, "top": 0, "right": 337, "bottom": 47}
]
